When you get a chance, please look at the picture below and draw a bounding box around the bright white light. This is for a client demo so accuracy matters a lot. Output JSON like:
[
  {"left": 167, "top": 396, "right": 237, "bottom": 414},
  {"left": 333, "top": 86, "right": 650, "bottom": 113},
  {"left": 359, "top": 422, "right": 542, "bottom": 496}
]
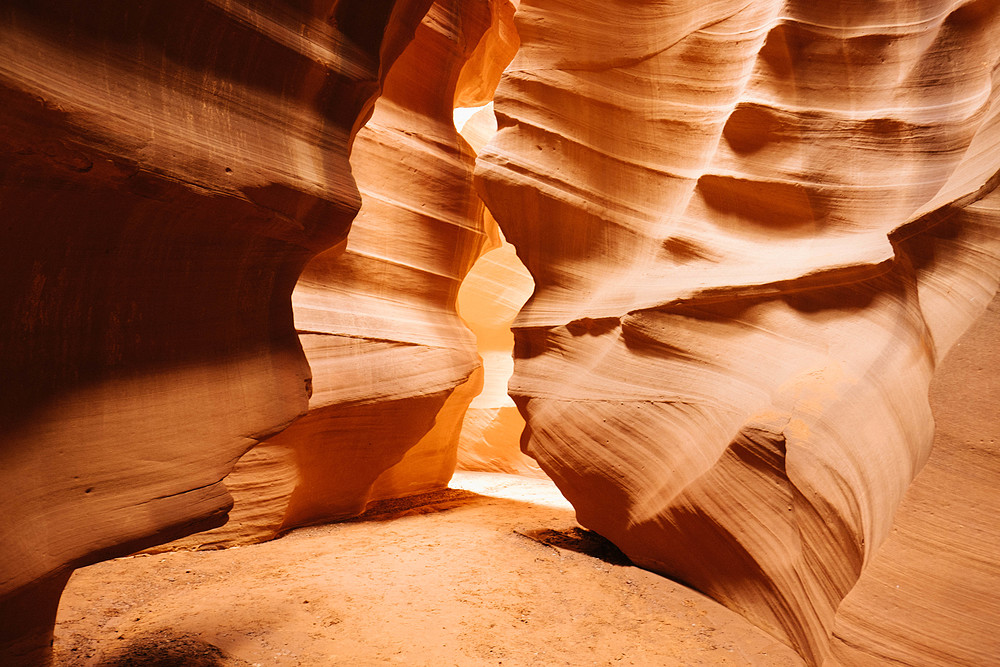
[
  {"left": 453, "top": 103, "right": 491, "bottom": 133},
  {"left": 450, "top": 471, "right": 572, "bottom": 509}
]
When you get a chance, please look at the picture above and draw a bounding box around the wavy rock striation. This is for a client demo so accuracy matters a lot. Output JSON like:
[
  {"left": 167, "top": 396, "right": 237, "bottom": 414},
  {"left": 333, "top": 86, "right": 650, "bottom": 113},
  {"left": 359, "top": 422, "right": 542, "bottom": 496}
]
[
  {"left": 0, "top": 1, "right": 433, "bottom": 662},
  {"left": 477, "top": 0, "right": 1000, "bottom": 663},
  {"left": 165, "top": 0, "right": 519, "bottom": 550},
  {"left": 831, "top": 288, "right": 1000, "bottom": 666},
  {"left": 455, "top": 222, "right": 540, "bottom": 477}
]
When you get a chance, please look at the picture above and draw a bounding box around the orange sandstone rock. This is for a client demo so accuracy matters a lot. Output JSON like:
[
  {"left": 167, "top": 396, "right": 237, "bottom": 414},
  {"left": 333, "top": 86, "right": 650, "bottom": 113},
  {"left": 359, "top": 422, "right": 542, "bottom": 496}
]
[
  {"left": 0, "top": 1, "right": 433, "bottom": 662},
  {"left": 2, "top": 2, "right": 998, "bottom": 665},
  {"left": 456, "top": 207, "right": 539, "bottom": 477},
  {"left": 454, "top": 103, "right": 540, "bottom": 477},
  {"left": 477, "top": 1, "right": 1000, "bottom": 663},
  {"left": 164, "top": 0, "right": 518, "bottom": 549}
]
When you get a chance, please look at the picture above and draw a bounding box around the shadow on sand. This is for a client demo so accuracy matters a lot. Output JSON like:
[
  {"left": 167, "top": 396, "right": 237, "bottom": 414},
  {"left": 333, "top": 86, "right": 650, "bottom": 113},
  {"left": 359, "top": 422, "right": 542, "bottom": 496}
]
[
  {"left": 516, "top": 526, "right": 633, "bottom": 566},
  {"left": 95, "top": 633, "right": 236, "bottom": 666}
]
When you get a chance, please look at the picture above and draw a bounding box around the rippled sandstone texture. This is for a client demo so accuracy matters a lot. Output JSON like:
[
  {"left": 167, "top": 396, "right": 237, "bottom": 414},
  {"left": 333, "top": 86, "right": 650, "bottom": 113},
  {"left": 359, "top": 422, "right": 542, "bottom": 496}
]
[
  {"left": 456, "top": 222, "right": 540, "bottom": 477},
  {"left": 4, "top": 1, "right": 1000, "bottom": 665},
  {"left": 477, "top": 1, "right": 1000, "bottom": 663},
  {"left": 830, "top": 289, "right": 1000, "bottom": 666},
  {"left": 159, "top": 0, "right": 521, "bottom": 551},
  {"left": 281, "top": 0, "right": 518, "bottom": 528},
  {"left": 0, "top": 0, "right": 434, "bottom": 662}
]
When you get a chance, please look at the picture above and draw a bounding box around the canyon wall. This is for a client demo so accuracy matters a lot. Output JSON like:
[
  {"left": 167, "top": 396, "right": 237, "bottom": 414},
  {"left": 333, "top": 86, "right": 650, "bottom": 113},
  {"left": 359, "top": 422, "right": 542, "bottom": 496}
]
[
  {"left": 162, "top": 0, "right": 520, "bottom": 550},
  {"left": 476, "top": 0, "right": 1000, "bottom": 663},
  {"left": 455, "top": 214, "right": 540, "bottom": 477},
  {"left": 0, "top": 0, "right": 434, "bottom": 662},
  {"left": 831, "top": 289, "right": 1000, "bottom": 665}
]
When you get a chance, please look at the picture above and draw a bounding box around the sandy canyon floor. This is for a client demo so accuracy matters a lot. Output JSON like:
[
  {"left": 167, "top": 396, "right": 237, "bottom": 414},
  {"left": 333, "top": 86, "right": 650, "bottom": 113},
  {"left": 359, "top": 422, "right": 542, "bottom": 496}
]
[{"left": 53, "top": 472, "right": 804, "bottom": 666}]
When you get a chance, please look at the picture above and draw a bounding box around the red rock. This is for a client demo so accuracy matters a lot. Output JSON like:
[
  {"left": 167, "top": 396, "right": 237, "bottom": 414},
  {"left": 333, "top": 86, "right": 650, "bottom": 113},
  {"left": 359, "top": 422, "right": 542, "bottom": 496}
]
[{"left": 0, "top": 1, "right": 433, "bottom": 662}]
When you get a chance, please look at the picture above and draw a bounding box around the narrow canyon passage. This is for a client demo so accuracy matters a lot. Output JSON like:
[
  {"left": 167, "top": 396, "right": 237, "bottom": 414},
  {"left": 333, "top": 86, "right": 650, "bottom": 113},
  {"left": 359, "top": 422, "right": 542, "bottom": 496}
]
[{"left": 3, "top": 1, "right": 999, "bottom": 665}]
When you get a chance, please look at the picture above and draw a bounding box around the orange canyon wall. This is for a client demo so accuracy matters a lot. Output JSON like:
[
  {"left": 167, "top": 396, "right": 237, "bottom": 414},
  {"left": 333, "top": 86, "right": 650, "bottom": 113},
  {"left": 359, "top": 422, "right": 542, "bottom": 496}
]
[
  {"left": 0, "top": 0, "right": 434, "bottom": 662},
  {"left": 159, "top": 0, "right": 520, "bottom": 550},
  {"left": 476, "top": 0, "right": 1000, "bottom": 663},
  {"left": 2, "top": 1, "right": 999, "bottom": 665}
]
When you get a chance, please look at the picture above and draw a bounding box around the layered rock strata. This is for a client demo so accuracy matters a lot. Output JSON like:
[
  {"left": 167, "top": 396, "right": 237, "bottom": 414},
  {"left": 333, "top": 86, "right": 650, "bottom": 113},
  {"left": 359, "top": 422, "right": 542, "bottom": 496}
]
[
  {"left": 0, "top": 1, "right": 433, "bottom": 662},
  {"left": 455, "top": 222, "right": 540, "bottom": 477},
  {"left": 166, "top": 0, "right": 520, "bottom": 549},
  {"left": 477, "top": 1, "right": 1000, "bottom": 663}
]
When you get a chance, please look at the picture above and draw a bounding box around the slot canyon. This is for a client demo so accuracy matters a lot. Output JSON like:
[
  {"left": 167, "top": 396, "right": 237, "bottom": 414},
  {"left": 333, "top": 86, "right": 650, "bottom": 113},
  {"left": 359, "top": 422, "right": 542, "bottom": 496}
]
[{"left": 1, "top": 1, "right": 998, "bottom": 665}]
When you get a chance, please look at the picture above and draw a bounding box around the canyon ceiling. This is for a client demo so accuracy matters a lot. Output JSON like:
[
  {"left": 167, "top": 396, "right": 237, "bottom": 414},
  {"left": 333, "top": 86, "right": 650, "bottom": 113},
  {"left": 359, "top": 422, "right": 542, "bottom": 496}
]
[{"left": 1, "top": 1, "right": 998, "bottom": 665}]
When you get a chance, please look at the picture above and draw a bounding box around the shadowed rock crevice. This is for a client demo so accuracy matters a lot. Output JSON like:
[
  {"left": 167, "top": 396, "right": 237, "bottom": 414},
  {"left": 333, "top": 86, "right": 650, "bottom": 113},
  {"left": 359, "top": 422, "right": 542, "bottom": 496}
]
[
  {"left": 158, "top": 0, "right": 523, "bottom": 552},
  {"left": 3, "top": 2, "right": 1000, "bottom": 666}
]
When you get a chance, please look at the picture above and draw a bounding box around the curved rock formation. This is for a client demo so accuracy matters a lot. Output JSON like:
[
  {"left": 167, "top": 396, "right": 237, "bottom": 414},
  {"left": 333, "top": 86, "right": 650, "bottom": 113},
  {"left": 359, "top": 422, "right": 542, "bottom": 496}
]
[
  {"left": 455, "top": 222, "right": 540, "bottom": 477},
  {"left": 285, "top": 0, "right": 515, "bottom": 525},
  {"left": 164, "top": 0, "right": 520, "bottom": 550},
  {"left": 0, "top": 1, "right": 433, "bottom": 662},
  {"left": 4, "top": 1, "right": 998, "bottom": 664},
  {"left": 476, "top": 0, "right": 1000, "bottom": 663}
]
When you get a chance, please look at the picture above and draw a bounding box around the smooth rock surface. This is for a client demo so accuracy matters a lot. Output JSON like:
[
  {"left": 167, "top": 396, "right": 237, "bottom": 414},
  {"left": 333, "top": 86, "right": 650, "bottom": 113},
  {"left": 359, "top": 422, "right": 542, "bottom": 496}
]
[
  {"left": 476, "top": 1, "right": 1000, "bottom": 662},
  {"left": 164, "top": 0, "right": 518, "bottom": 550},
  {"left": 830, "top": 290, "right": 1000, "bottom": 666},
  {"left": 0, "top": 1, "right": 433, "bottom": 661},
  {"left": 4, "top": 2, "right": 999, "bottom": 665}
]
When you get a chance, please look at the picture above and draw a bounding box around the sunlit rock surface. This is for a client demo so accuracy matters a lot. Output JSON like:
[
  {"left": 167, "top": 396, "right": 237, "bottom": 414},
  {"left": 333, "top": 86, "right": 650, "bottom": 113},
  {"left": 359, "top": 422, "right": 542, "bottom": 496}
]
[
  {"left": 165, "top": 0, "right": 519, "bottom": 550},
  {"left": 456, "top": 224, "right": 539, "bottom": 477},
  {"left": 832, "top": 289, "right": 1000, "bottom": 666},
  {"left": 476, "top": 1, "right": 1000, "bottom": 663},
  {"left": 0, "top": 0, "right": 433, "bottom": 662}
]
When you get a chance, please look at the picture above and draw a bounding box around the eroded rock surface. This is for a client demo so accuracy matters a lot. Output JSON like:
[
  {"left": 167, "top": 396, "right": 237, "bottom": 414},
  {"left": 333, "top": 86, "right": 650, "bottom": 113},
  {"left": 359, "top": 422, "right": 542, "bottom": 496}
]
[
  {"left": 831, "top": 289, "right": 1000, "bottom": 666},
  {"left": 456, "top": 219, "right": 540, "bottom": 477},
  {"left": 0, "top": 1, "right": 433, "bottom": 662},
  {"left": 164, "top": 0, "right": 520, "bottom": 549},
  {"left": 5, "top": 1, "right": 1000, "bottom": 665},
  {"left": 476, "top": 1, "right": 1000, "bottom": 663}
]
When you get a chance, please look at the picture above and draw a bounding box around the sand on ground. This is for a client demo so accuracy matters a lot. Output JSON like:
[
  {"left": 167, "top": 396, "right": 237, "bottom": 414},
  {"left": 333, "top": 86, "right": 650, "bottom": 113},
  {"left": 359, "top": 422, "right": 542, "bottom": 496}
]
[{"left": 53, "top": 472, "right": 803, "bottom": 666}]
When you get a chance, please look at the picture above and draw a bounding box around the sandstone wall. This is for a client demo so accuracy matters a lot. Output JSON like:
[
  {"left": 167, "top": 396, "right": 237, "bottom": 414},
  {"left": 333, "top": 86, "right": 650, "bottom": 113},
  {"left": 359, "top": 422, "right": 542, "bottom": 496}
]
[
  {"left": 455, "top": 105, "right": 540, "bottom": 477},
  {"left": 476, "top": 1, "right": 1000, "bottom": 663},
  {"left": 0, "top": 1, "right": 433, "bottom": 662},
  {"left": 3, "top": 2, "right": 999, "bottom": 665},
  {"left": 163, "top": 0, "right": 520, "bottom": 549},
  {"left": 832, "top": 289, "right": 1000, "bottom": 665}
]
